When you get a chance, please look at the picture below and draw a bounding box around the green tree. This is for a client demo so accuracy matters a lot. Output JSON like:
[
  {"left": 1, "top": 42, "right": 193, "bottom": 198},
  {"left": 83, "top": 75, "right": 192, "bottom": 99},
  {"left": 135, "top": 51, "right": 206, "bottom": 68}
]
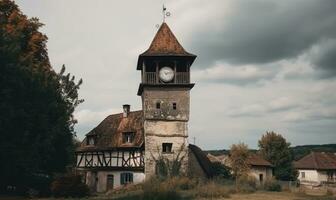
[
  {"left": 0, "top": 0, "right": 83, "bottom": 194},
  {"left": 230, "top": 143, "right": 250, "bottom": 190},
  {"left": 258, "top": 131, "right": 297, "bottom": 181}
]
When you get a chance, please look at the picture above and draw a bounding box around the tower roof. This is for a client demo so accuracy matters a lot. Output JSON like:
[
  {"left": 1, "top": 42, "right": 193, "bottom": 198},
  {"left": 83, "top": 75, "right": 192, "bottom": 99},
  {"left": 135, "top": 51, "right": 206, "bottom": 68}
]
[
  {"left": 141, "top": 22, "right": 195, "bottom": 56},
  {"left": 137, "top": 23, "right": 196, "bottom": 69}
]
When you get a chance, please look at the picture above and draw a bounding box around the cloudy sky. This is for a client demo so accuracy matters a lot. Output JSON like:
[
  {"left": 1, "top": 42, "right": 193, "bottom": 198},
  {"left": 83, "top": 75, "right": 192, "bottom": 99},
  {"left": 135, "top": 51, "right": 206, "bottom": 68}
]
[{"left": 16, "top": 0, "right": 336, "bottom": 150}]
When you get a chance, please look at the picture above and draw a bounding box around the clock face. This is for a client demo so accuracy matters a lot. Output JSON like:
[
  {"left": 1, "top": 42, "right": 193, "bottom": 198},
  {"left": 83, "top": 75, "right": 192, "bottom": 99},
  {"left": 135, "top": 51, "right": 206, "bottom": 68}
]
[{"left": 159, "top": 67, "right": 174, "bottom": 82}]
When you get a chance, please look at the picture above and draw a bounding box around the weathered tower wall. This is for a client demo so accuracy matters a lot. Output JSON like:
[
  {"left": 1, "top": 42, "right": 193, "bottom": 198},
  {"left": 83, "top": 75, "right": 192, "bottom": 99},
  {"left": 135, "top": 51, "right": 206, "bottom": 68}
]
[{"left": 142, "top": 87, "right": 190, "bottom": 178}]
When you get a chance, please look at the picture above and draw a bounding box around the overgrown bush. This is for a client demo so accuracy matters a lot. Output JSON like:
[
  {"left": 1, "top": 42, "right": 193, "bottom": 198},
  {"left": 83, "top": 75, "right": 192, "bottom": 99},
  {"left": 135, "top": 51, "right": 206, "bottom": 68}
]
[
  {"left": 160, "top": 177, "right": 198, "bottom": 191},
  {"left": 142, "top": 178, "right": 186, "bottom": 200},
  {"left": 264, "top": 178, "right": 282, "bottom": 192},
  {"left": 211, "top": 162, "right": 233, "bottom": 179},
  {"left": 237, "top": 175, "right": 257, "bottom": 193},
  {"left": 50, "top": 174, "right": 89, "bottom": 198},
  {"left": 195, "top": 181, "right": 231, "bottom": 198}
]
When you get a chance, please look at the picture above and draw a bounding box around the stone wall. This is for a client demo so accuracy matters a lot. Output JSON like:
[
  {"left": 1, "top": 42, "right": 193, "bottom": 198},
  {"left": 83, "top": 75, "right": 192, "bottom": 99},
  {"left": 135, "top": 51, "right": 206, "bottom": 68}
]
[
  {"left": 142, "top": 87, "right": 191, "bottom": 178},
  {"left": 142, "top": 87, "right": 190, "bottom": 121},
  {"left": 144, "top": 121, "right": 189, "bottom": 178}
]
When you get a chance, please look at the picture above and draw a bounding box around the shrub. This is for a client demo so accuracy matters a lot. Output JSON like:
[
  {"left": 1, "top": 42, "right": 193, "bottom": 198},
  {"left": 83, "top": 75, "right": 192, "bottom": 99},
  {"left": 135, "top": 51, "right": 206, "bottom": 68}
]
[
  {"left": 264, "top": 178, "right": 282, "bottom": 192},
  {"left": 160, "top": 177, "right": 197, "bottom": 190},
  {"left": 237, "top": 175, "right": 257, "bottom": 193},
  {"left": 211, "top": 162, "right": 233, "bottom": 179},
  {"left": 195, "top": 181, "right": 231, "bottom": 198},
  {"left": 50, "top": 174, "right": 89, "bottom": 198}
]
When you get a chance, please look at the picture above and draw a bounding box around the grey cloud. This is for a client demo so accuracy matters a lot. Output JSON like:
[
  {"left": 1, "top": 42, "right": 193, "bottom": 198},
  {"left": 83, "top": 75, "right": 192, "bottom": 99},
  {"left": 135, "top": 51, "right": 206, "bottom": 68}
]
[
  {"left": 312, "top": 39, "right": 336, "bottom": 78},
  {"left": 187, "top": 0, "right": 336, "bottom": 70},
  {"left": 192, "top": 63, "right": 277, "bottom": 85}
]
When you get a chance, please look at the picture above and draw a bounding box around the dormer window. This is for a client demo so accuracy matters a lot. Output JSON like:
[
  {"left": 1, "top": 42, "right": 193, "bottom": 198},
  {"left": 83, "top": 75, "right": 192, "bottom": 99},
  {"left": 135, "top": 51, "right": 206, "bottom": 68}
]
[
  {"left": 86, "top": 136, "right": 96, "bottom": 146},
  {"left": 122, "top": 132, "right": 135, "bottom": 144}
]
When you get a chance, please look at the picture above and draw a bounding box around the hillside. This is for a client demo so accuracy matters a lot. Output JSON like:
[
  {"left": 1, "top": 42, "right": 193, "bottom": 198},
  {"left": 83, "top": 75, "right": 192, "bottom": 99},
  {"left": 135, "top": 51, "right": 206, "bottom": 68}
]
[{"left": 205, "top": 144, "right": 336, "bottom": 160}]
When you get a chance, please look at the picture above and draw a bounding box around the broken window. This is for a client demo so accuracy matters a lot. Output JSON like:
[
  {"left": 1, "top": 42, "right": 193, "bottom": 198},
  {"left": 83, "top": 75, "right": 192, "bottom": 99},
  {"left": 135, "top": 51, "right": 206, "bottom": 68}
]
[
  {"left": 156, "top": 102, "right": 161, "bottom": 109},
  {"left": 162, "top": 143, "right": 173, "bottom": 153},
  {"left": 173, "top": 102, "right": 177, "bottom": 110},
  {"left": 122, "top": 132, "right": 135, "bottom": 143}
]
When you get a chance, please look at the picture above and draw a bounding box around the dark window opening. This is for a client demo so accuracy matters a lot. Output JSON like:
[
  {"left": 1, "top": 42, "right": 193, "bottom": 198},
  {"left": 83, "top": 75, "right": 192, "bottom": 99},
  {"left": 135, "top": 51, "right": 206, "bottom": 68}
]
[
  {"left": 162, "top": 143, "right": 173, "bottom": 153},
  {"left": 120, "top": 173, "right": 133, "bottom": 185},
  {"left": 173, "top": 103, "right": 177, "bottom": 110},
  {"left": 156, "top": 102, "right": 161, "bottom": 109},
  {"left": 259, "top": 174, "right": 263, "bottom": 182},
  {"left": 301, "top": 172, "right": 305, "bottom": 178},
  {"left": 86, "top": 136, "right": 96, "bottom": 145},
  {"left": 122, "top": 132, "right": 135, "bottom": 143},
  {"left": 176, "top": 61, "right": 188, "bottom": 72}
]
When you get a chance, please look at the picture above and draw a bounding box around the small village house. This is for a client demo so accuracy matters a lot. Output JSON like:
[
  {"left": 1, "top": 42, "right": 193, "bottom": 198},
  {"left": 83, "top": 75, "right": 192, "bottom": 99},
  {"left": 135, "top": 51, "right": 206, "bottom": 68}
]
[
  {"left": 207, "top": 153, "right": 273, "bottom": 183},
  {"left": 294, "top": 152, "right": 336, "bottom": 186}
]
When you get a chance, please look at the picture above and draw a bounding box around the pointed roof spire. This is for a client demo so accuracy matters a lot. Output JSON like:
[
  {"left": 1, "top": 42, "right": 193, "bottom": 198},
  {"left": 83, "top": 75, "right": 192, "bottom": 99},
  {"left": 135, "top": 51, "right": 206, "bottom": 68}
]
[
  {"left": 140, "top": 23, "right": 195, "bottom": 57},
  {"left": 137, "top": 22, "right": 196, "bottom": 70}
]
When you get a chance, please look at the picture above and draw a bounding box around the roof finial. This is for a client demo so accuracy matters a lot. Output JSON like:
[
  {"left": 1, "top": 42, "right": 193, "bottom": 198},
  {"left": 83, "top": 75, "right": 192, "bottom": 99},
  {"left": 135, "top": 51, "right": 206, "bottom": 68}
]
[{"left": 162, "top": 4, "right": 171, "bottom": 23}]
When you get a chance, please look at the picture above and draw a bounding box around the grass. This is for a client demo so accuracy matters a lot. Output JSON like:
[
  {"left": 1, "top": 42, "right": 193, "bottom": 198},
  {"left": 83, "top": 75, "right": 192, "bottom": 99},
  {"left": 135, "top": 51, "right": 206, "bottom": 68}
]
[
  {"left": 2, "top": 178, "right": 334, "bottom": 200},
  {"left": 1, "top": 190, "right": 334, "bottom": 200}
]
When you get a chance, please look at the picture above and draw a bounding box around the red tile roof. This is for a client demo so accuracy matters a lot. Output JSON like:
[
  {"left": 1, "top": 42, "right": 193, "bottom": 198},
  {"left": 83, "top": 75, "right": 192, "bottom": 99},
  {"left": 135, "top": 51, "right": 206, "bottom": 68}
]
[
  {"left": 140, "top": 23, "right": 195, "bottom": 57},
  {"left": 294, "top": 152, "right": 336, "bottom": 170},
  {"left": 207, "top": 153, "right": 272, "bottom": 167},
  {"left": 137, "top": 23, "right": 196, "bottom": 70},
  {"left": 77, "top": 110, "right": 144, "bottom": 151},
  {"left": 247, "top": 153, "right": 272, "bottom": 167}
]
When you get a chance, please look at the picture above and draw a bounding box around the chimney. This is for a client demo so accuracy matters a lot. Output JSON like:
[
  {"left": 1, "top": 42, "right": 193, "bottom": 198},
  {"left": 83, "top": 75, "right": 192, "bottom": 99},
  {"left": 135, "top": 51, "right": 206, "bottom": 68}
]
[{"left": 123, "top": 104, "right": 130, "bottom": 118}]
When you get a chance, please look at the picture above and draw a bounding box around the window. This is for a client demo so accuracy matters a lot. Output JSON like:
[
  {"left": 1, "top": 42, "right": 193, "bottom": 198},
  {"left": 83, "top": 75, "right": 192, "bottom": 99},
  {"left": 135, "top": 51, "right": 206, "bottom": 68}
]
[
  {"left": 86, "top": 136, "right": 95, "bottom": 145},
  {"left": 162, "top": 143, "right": 173, "bottom": 153},
  {"left": 120, "top": 173, "right": 133, "bottom": 185},
  {"left": 301, "top": 172, "right": 305, "bottom": 178},
  {"left": 156, "top": 102, "right": 161, "bottom": 109},
  {"left": 327, "top": 171, "right": 333, "bottom": 181},
  {"left": 173, "top": 102, "right": 177, "bottom": 110},
  {"left": 122, "top": 132, "right": 135, "bottom": 143}
]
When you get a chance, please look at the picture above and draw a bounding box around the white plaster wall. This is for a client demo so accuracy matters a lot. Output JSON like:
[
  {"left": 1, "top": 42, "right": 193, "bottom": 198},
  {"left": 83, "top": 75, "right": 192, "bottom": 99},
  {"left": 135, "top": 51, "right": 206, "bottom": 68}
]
[
  {"left": 317, "top": 170, "right": 329, "bottom": 182},
  {"left": 90, "top": 171, "right": 145, "bottom": 192},
  {"left": 297, "top": 169, "right": 319, "bottom": 184},
  {"left": 249, "top": 166, "right": 272, "bottom": 183}
]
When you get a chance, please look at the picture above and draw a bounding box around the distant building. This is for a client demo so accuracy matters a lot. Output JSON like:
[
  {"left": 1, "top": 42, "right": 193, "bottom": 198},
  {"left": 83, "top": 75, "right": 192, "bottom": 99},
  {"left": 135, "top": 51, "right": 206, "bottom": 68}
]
[
  {"left": 75, "top": 23, "right": 213, "bottom": 192},
  {"left": 207, "top": 153, "right": 273, "bottom": 183},
  {"left": 294, "top": 152, "right": 336, "bottom": 186}
]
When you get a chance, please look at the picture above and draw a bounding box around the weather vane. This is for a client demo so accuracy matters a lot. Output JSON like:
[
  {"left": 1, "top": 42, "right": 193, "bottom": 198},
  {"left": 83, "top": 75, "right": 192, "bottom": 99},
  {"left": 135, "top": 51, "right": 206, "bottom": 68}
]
[{"left": 162, "top": 4, "right": 171, "bottom": 22}]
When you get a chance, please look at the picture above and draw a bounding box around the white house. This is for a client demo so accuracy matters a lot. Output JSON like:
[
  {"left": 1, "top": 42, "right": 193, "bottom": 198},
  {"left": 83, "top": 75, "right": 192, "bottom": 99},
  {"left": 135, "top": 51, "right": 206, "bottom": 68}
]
[{"left": 294, "top": 152, "right": 336, "bottom": 186}]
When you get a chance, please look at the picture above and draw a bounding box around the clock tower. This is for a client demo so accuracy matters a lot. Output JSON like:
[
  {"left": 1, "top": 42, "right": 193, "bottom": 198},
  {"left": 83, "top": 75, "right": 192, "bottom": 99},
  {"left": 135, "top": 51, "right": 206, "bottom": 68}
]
[{"left": 137, "top": 23, "right": 196, "bottom": 178}]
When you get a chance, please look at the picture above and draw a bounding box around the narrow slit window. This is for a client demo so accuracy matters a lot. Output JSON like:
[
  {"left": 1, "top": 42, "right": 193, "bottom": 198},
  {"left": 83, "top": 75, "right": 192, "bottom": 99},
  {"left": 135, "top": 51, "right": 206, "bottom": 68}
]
[
  {"left": 173, "top": 103, "right": 177, "bottom": 110},
  {"left": 156, "top": 102, "right": 161, "bottom": 109}
]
